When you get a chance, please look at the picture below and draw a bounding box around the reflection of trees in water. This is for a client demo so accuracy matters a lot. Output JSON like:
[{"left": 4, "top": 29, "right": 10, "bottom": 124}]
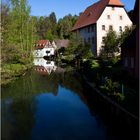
[
  {"left": 81, "top": 84, "right": 139, "bottom": 140},
  {"left": 1, "top": 69, "right": 86, "bottom": 140},
  {"left": 11, "top": 97, "right": 35, "bottom": 140},
  {"left": 1, "top": 71, "right": 37, "bottom": 140},
  {"left": 60, "top": 71, "right": 84, "bottom": 96},
  {"left": 1, "top": 68, "right": 138, "bottom": 140},
  {"left": 2, "top": 96, "right": 36, "bottom": 140},
  {"left": 1, "top": 70, "right": 59, "bottom": 99}
]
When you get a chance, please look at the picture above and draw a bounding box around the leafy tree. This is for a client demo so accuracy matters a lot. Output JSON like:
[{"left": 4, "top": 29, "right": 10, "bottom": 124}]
[
  {"left": 49, "top": 12, "right": 57, "bottom": 24},
  {"left": 65, "top": 33, "right": 93, "bottom": 62},
  {"left": 1, "top": 0, "right": 37, "bottom": 84},
  {"left": 100, "top": 26, "right": 134, "bottom": 60},
  {"left": 100, "top": 30, "right": 119, "bottom": 59},
  {"left": 5, "top": 0, "right": 37, "bottom": 54},
  {"left": 57, "top": 14, "right": 78, "bottom": 39},
  {"left": 49, "top": 12, "right": 57, "bottom": 35},
  {"left": 118, "top": 26, "right": 135, "bottom": 46},
  {"left": 37, "top": 16, "right": 46, "bottom": 39},
  {"left": 46, "top": 29, "right": 54, "bottom": 41}
]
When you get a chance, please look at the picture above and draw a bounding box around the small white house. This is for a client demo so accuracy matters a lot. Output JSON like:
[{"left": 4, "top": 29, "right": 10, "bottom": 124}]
[
  {"left": 33, "top": 40, "right": 57, "bottom": 58},
  {"left": 33, "top": 58, "right": 57, "bottom": 75},
  {"left": 72, "top": 0, "right": 132, "bottom": 56}
]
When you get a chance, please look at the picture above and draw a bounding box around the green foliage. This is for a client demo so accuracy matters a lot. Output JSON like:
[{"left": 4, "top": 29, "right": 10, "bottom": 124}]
[
  {"left": 91, "top": 60, "right": 100, "bottom": 68},
  {"left": 1, "top": 0, "right": 37, "bottom": 84},
  {"left": 35, "top": 13, "right": 78, "bottom": 40},
  {"left": 100, "top": 26, "right": 134, "bottom": 60},
  {"left": 100, "top": 30, "right": 119, "bottom": 59},
  {"left": 57, "top": 14, "right": 78, "bottom": 39},
  {"left": 100, "top": 78, "right": 125, "bottom": 101},
  {"left": 46, "top": 29, "right": 54, "bottom": 41},
  {"left": 36, "top": 12, "right": 57, "bottom": 39},
  {"left": 1, "top": 63, "right": 28, "bottom": 85},
  {"left": 66, "top": 33, "right": 83, "bottom": 53},
  {"left": 100, "top": 78, "right": 119, "bottom": 95},
  {"left": 110, "top": 56, "right": 121, "bottom": 65},
  {"left": 64, "top": 33, "right": 93, "bottom": 62},
  {"left": 118, "top": 25, "right": 135, "bottom": 46}
]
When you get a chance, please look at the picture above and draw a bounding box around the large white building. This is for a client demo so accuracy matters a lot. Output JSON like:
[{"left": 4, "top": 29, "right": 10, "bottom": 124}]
[{"left": 72, "top": 0, "right": 132, "bottom": 56}]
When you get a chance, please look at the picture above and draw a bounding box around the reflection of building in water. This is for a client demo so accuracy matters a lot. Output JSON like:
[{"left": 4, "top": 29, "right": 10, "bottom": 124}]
[{"left": 34, "top": 58, "right": 57, "bottom": 75}]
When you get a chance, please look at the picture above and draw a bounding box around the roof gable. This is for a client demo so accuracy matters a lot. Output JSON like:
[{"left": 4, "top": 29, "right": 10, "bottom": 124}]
[
  {"left": 108, "top": 0, "right": 124, "bottom": 6},
  {"left": 72, "top": 0, "right": 124, "bottom": 31}
]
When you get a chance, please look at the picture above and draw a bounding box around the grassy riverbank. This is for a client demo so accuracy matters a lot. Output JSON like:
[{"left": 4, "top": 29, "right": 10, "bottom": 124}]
[{"left": 1, "top": 63, "right": 33, "bottom": 85}]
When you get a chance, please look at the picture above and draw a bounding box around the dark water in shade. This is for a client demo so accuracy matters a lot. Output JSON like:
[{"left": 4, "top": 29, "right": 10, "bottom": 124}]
[{"left": 1, "top": 63, "right": 138, "bottom": 140}]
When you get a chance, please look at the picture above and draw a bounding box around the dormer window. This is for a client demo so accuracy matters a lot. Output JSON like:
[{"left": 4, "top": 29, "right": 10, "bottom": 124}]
[
  {"left": 107, "top": 15, "right": 110, "bottom": 19},
  {"left": 102, "top": 25, "right": 105, "bottom": 30},
  {"left": 112, "top": 7, "right": 115, "bottom": 10},
  {"left": 120, "top": 15, "right": 123, "bottom": 20}
]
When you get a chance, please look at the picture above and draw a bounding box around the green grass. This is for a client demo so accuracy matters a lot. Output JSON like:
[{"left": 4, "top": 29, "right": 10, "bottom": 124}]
[{"left": 1, "top": 63, "right": 33, "bottom": 85}]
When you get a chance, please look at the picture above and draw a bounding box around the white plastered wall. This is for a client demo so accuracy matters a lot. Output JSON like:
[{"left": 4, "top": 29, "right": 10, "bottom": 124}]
[{"left": 96, "top": 6, "right": 132, "bottom": 56}]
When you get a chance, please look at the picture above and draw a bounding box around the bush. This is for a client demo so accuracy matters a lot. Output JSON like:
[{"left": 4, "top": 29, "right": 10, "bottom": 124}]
[
  {"left": 100, "top": 78, "right": 125, "bottom": 101},
  {"left": 91, "top": 60, "right": 100, "bottom": 68}
]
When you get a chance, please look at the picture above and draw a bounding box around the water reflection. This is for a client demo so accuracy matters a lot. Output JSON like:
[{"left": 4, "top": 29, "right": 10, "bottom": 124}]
[
  {"left": 1, "top": 58, "right": 138, "bottom": 140},
  {"left": 33, "top": 58, "right": 57, "bottom": 75}
]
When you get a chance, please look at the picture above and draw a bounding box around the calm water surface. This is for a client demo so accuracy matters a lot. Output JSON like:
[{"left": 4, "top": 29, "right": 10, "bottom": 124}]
[{"left": 1, "top": 59, "right": 136, "bottom": 140}]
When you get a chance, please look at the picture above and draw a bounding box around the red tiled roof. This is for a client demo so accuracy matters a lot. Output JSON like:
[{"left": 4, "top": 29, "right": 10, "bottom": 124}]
[
  {"left": 35, "top": 40, "right": 49, "bottom": 49},
  {"left": 35, "top": 66, "right": 49, "bottom": 75},
  {"left": 72, "top": 0, "right": 124, "bottom": 31}
]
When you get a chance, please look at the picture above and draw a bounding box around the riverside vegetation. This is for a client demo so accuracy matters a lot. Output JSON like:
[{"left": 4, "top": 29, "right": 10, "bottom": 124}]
[
  {"left": 1, "top": 0, "right": 137, "bottom": 108},
  {"left": 1, "top": 0, "right": 78, "bottom": 85}
]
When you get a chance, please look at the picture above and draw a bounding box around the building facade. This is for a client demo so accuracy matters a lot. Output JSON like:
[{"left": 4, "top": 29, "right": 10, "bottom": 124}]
[
  {"left": 72, "top": 0, "right": 132, "bottom": 56},
  {"left": 121, "top": 0, "right": 139, "bottom": 79},
  {"left": 33, "top": 40, "right": 57, "bottom": 58}
]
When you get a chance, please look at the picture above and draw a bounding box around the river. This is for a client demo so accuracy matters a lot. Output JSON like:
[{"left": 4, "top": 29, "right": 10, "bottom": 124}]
[{"left": 1, "top": 58, "right": 138, "bottom": 140}]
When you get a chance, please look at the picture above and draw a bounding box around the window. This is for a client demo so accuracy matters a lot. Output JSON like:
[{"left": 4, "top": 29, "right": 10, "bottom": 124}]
[
  {"left": 120, "top": 15, "right": 123, "bottom": 20},
  {"left": 131, "top": 57, "right": 134, "bottom": 68},
  {"left": 125, "top": 26, "right": 128, "bottom": 31},
  {"left": 124, "top": 57, "right": 128, "bottom": 67},
  {"left": 88, "top": 26, "right": 90, "bottom": 33},
  {"left": 119, "top": 26, "right": 122, "bottom": 32},
  {"left": 91, "top": 25, "right": 95, "bottom": 32},
  {"left": 46, "top": 50, "right": 50, "bottom": 54},
  {"left": 102, "top": 36, "right": 105, "bottom": 43},
  {"left": 92, "top": 37, "right": 95, "bottom": 44},
  {"left": 84, "top": 38, "right": 86, "bottom": 43},
  {"left": 107, "top": 15, "right": 110, "bottom": 19},
  {"left": 102, "top": 25, "right": 105, "bottom": 30},
  {"left": 46, "top": 61, "right": 51, "bottom": 64},
  {"left": 88, "top": 37, "right": 91, "bottom": 43},
  {"left": 109, "top": 25, "right": 113, "bottom": 30}
]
